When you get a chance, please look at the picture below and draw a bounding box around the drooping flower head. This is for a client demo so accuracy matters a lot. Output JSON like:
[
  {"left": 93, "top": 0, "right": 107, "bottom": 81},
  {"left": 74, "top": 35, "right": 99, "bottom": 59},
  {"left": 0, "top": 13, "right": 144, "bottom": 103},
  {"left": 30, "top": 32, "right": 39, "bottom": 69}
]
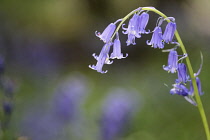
[
  {"left": 122, "top": 14, "right": 141, "bottom": 46},
  {"left": 110, "top": 33, "right": 128, "bottom": 59},
  {"left": 163, "top": 21, "right": 176, "bottom": 43},
  {"left": 163, "top": 50, "right": 178, "bottom": 73},
  {"left": 176, "top": 63, "right": 189, "bottom": 83},
  {"left": 95, "top": 23, "right": 116, "bottom": 43},
  {"left": 138, "top": 12, "right": 150, "bottom": 34},
  {"left": 89, "top": 43, "right": 113, "bottom": 73},
  {"left": 147, "top": 26, "right": 164, "bottom": 49}
]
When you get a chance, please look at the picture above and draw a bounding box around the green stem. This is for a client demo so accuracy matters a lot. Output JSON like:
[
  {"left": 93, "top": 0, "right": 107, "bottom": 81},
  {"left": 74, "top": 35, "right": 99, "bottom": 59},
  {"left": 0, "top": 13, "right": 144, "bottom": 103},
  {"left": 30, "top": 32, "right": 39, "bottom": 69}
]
[
  {"left": 111, "top": 8, "right": 141, "bottom": 41},
  {"left": 142, "top": 7, "right": 210, "bottom": 140}
]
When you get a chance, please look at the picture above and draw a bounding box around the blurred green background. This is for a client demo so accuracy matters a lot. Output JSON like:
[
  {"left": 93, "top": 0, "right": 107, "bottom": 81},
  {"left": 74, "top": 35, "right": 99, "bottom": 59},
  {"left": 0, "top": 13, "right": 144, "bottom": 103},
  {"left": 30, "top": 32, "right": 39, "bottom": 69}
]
[{"left": 0, "top": 0, "right": 210, "bottom": 140}]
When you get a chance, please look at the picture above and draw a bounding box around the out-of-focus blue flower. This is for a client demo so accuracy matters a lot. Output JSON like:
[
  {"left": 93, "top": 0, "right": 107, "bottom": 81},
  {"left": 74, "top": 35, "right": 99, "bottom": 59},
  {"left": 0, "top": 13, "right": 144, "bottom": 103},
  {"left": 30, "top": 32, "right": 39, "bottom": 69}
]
[
  {"left": 110, "top": 33, "right": 128, "bottom": 59},
  {"left": 176, "top": 63, "right": 189, "bottom": 83},
  {"left": 147, "top": 26, "right": 164, "bottom": 49},
  {"left": 3, "top": 101, "right": 13, "bottom": 115},
  {"left": 163, "top": 22, "right": 176, "bottom": 43},
  {"left": 170, "top": 84, "right": 189, "bottom": 96},
  {"left": 21, "top": 74, "right": 88, "bottom": 140},
  {"left": 138, "top": 12, "right": 150, "bottom": 34},
  {"left": 163, "top": 50, "right": 178, "bottom": 73},
  {"left": 189, "top": 77, "right": 204, "bottom": 96},
  {"left": 122, "top": 14, "right": 141, "bottom": 46},
  {"left": 95, "top": 23, "right": 116, "bottom": 43},
  {"left": 89, "top": 43, "right": 113, "bottom": 73},
  {"left": 52, "top": 74, "right": 88, "bottom": 121},
  {"left": 100, "top": 89, "right": 139, "bottom": 140}
]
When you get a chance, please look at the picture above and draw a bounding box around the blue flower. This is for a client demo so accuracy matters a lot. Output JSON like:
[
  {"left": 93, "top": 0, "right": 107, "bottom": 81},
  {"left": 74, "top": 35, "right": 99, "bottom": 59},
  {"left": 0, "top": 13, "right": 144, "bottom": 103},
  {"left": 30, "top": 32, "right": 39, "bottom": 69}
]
[
  {"left": 110, "top": 33, "right": 128, "bottom": 59},
  {"left": 163, "top": 22, "right": 176, "bottom": 43},
  {"left": 89, "top": 43, "right": 113, "bottom": 73},
  {"left": 170, "top": 84, "right": 189, "bottom": 96},
  {"left": 176, "top": 63, "right": 189, "bottom": 83},
  {"left": 147, "top": 26, "right": 164, "bottom": 49},
  {"left": 100, "top": 89, "right": 138, "bottom": 140},
  {"left": 122, "top": 14, "right": 141, "bottom": 46},
  {"left": 189, "top": 77, "right": 204, "bottom": 96},
  {"left": 95, "top": 23, "right": 116, "bottom": 43},
  {"left": 138, "top": 12, "right": 150, "bottom": 34},
  {"left": 163, "top": 50, "right": 178, "bottom": 73}
]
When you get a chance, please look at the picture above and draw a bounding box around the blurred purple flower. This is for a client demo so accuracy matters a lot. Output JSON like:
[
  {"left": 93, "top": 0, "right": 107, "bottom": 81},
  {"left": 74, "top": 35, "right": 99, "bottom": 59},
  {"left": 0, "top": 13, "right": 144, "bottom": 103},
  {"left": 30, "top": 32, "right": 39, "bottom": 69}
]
[
  {"left": 100, "top": 88, "right": 139, "bottom": 140},
  {"left": 21, "top": 74, "right": 89, "bottom": 140},
  {"left": 52, "top": 74, "right": 88, "bottom": 122}
]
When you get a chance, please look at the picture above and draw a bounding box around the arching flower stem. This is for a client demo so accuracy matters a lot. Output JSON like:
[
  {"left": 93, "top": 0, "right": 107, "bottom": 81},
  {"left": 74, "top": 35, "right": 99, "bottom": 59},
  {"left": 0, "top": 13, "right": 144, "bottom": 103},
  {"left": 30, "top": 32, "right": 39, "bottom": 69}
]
[{"left": 142, "top": 7, "right": 210, "bottom": 140}]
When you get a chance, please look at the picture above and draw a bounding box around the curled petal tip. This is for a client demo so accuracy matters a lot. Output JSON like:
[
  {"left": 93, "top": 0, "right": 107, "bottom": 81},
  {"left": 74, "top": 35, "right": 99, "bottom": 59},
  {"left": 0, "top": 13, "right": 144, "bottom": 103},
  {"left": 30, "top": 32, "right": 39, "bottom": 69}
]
[{"left": 95, "top": 31, "right": 100, "bottom": 37}]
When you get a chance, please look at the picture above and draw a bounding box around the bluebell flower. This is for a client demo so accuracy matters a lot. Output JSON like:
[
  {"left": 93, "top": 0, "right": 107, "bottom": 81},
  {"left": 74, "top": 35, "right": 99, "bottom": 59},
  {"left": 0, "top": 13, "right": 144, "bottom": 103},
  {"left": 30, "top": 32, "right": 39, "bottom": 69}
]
[
  {"left": 147, "top": 26, "right": 164, "bottom": 49},
  {"left": 163, "top": 22, "right": 176, "bottom": 43},
  {"left": 100, "top": 89, "right": 138, "bottom": 140},
  {"left": 138, "top": 12, "right": 150, "bottom": 34},
  {"left": 95, "top": 23, "right": 116, "bottom": 43},
  {"left": 189, "top": 77, "right": 204, "bottom": 96},
  {"left": 170, "top": 84, "right": 189, "bottom": 96},
  {"left": 163, "top": 50, "right": 178, "bottom": 73},
  {"left": 122, "top": 14, "right": 141, "bottom": 46},
  {"left": 110, "top": 33, "right": 128, "bottom": 59},
  {"left": 3, "top": 101, "right": 13, "bottom": 116},
  {"left": 176, "top": 63, "right": 189, "bottom": 83},
  {"left": 89, "top": 43, "right": 113, "bottom": 73}
]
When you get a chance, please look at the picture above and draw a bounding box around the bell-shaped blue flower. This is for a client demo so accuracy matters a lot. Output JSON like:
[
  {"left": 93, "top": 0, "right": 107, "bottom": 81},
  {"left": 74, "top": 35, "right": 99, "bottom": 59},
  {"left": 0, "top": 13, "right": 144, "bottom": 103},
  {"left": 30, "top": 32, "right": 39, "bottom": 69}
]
[
  {"left": 147, "top": 26, "right": 164, "bottom": 49},
  {"left": 95, "top": 23, "right": 116, "bottom": 43},
  {"left": 189, "top": 77, "right": 204, "bottom": 96},
  {"left": 122, "top": 14, "right": 141, "bottom": 46},
  {"left": 163, "top": 22, "right": 176, "bottom": 43},
  {"left": 170, "top": 84, "right": 189, "bottom": 96},
  {"left": 176, "top": 63, "right": 189, "bottom": 83},
  {"left": 163, "top": 50, "right": 178, "bottom": 73},
  {"left": 89, "top": 43, "right": 113, "bottom": 73},
  {"left": 110, "top": 33, "right": 128, "bottom": 59},
  {"left": 138, "top": 12, "right": 150, "bottom": 34}
]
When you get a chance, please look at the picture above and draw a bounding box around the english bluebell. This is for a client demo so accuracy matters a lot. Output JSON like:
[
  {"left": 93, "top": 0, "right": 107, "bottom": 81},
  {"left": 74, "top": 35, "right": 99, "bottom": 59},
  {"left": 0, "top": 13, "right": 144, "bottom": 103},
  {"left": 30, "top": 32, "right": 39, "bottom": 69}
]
[
  {"left": 147, "top": 26, "right": 164, "bottom": 49},
  {"left": 163, "top": 22, "right": 176, "bottom": 43},
  {"left": 170, "top": 83, "right": 189, "bottom": 96},
  {"left": 110, "top": 33, "right": 128, "bottom": 59},
  {"left": 138, "top": 12, "right": 150, "bottom": 34},
  {"left": 89, "top": 43, "right": 113, "bottom": 73},
  {"left": 163, "top": 50, "right": 178, "bottom": 73},
  {"left": 122, "top": 14, "right": 141, "bottom": 46},
  {"left": 176, "top": 63, "right": 189, "bottom": 83},
  {"left": 95, "top": 23, "right": 116, "bottom": 43}
]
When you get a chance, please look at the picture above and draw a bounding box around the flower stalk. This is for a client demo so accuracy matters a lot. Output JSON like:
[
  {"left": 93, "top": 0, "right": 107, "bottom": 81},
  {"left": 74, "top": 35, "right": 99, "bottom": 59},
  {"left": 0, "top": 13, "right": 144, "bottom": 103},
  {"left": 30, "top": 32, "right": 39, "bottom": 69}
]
[
  {"left": 141, "top": 7, "right": 210, "bottom": 140},
  {"left": 90, "top": 6, "right": 210, "bottom": 140}
]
